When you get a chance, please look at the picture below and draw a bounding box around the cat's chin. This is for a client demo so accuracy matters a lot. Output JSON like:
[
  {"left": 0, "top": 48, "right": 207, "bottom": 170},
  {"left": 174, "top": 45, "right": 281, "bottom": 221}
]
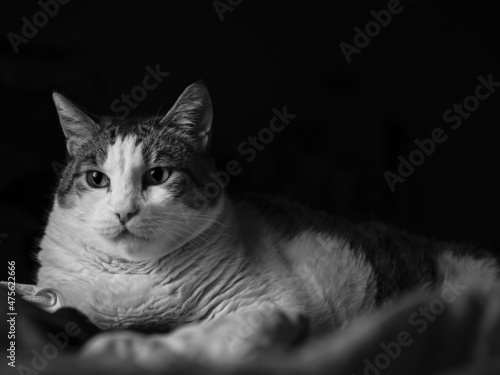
[{"left": 97, "top": 238, "right": 160, "bottom": 261}]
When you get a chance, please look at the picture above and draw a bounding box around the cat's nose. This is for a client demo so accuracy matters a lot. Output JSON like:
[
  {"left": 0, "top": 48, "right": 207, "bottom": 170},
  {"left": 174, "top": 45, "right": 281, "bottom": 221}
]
[{"left": 115, "top": 209, "right": 139, "bottom": 224}]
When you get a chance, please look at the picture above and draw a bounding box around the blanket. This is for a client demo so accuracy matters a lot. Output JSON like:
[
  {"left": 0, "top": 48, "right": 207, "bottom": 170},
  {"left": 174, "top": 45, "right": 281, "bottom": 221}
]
[{"left": 1, "top": 283, "right": 500, "bottom": 374}]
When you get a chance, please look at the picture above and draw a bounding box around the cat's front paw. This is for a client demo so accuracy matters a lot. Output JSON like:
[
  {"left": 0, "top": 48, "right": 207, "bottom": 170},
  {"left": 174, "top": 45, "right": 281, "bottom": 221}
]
[
  {"left": 80, "top": 309, "right": 308, "bottom": 369},
  {"left": 0, "top": 281, "right": 38, "bottom": 296},
  {"left": 80, "top": 331, "right": 190, "bottom": 370},
  {"left": 0, "top": 282, "right": 65, "bottom": 312}
]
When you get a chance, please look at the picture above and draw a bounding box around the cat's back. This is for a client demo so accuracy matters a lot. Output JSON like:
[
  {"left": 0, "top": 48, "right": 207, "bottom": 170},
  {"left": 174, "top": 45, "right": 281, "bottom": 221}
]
[{"left": 231, "top": 194, "right": 499, "bottom": 325}]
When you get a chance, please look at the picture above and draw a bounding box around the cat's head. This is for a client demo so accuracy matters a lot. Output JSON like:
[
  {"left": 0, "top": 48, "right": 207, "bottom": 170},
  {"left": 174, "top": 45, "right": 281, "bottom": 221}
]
[{"left": 51, "top": 83, "right": 224, "bottom": 260}]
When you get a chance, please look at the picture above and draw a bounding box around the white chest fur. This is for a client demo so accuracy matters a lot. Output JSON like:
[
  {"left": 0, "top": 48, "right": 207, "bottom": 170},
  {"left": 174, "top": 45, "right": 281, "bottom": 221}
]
[{"left": 37, "top": 244, "right": 198, "bottom": 331}]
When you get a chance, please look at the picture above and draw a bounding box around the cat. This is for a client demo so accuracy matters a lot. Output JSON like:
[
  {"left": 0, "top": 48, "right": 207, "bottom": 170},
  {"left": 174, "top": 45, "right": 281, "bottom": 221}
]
[{"left": 31, "top": 82, "right": 499, "bottom": 362}]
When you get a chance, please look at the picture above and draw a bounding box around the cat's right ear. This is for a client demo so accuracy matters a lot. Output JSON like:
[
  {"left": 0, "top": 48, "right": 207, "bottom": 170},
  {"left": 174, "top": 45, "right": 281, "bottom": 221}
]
[
  {"left": 52, "top": 92, "right": 99, "bottom": 156},
  {"left": 160, "top": 82, "right": 213, "bottom": 150}
]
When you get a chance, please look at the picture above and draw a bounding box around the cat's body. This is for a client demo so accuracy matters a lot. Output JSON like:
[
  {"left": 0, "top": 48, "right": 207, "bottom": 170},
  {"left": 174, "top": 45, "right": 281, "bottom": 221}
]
[
  {"left": 37, "top": 190, "right": 500, "bottom": 332},
  {"left": 39, "top": 191, "right": 374, "bottom": 333},
  {"left": 35, "top": 83, "right": 499, "bottom": 360}
]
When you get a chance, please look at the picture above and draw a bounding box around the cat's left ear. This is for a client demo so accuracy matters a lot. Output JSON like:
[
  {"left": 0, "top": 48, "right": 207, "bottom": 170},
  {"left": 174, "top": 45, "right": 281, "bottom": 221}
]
[
  {"left": 52, "top": 92, "right": 99, "bottom": 156},
  {"left": 160, "top": 82, "right": 213, "bottom": 150}
]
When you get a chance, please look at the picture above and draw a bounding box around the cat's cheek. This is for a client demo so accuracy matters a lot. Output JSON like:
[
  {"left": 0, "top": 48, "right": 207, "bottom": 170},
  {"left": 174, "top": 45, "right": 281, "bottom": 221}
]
[
  {"left": 82, "top": 191, "right": 116, "bottom": 228},
  {"left": 145, "top": 185, "right": 173, "bottom": 206}
]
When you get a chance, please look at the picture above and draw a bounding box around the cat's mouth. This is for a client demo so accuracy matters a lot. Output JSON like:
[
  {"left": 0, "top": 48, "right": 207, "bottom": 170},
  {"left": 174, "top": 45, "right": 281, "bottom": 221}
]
[
  {"left": 113, "top": 227, "right": 149, "bottom": 241},
  {"left": 97, "top": 222, "right": 154, "bottom": 242}
]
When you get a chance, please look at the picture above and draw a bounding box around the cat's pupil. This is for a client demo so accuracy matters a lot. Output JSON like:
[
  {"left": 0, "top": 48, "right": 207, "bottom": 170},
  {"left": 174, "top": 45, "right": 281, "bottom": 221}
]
[
  {"left": 92, "top": 172, "right": 103, "bottom": 184},
  {"left": 150, "top": 168, "right": 163, "bottom": 182}
]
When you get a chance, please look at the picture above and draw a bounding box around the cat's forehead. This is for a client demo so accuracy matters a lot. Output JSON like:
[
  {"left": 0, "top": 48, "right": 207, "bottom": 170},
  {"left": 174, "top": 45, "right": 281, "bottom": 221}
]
[
  {"left": 101, "top": 116, "right": 157, "bottom": 139},
  {"left": 78, "top": 117, "right": 193, "bottom": 167},
  {"left": 103, "top": 135, "right": 144, "bottom": 172}
]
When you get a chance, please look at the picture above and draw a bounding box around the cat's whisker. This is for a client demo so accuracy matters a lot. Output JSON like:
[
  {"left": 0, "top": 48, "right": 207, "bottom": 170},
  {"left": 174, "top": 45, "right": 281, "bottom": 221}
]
[
  {"left": 153, "top": 222, "right": 212, "bottom": 246},
  {"left": 151, "top": 224, "right": 191, "bottom": 239},
  {"left": 154, "top": 221, "right": 227, "bottom": 243},
  {"left": 153, "top": 225, "right": 196, "bottom": 256},
  {"left": 150, "top": 219, "right": 200, "bottom": 240},
  {"left": 155, "top": 211, "right": 223, "bottom": 218},
  {"left": 151, "top": 220, "right": 220, "bottom": 250},
  {"left": 154, "top": 225, "right": 186, "bottom": 246},
  {"left": 156, "top": 216, "right": 227, "bottom": 228},
  {"left": 155, "top": 214, "right": 226, "bottom": 228}
]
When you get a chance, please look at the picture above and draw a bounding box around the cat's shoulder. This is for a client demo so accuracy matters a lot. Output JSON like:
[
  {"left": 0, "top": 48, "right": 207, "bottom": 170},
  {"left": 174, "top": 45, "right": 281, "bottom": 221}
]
[{"left": 230, "top": 193, "right": 349, "bottom": 238}]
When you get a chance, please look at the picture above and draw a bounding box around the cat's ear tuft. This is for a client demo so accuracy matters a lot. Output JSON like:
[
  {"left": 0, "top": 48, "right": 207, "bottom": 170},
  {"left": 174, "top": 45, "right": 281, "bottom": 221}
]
[
  {"left": 52, "top": 92, "right": 99, "bottom": 156},
  {"left": 160, "top": 82, "right": 213, "bottom": 149}
]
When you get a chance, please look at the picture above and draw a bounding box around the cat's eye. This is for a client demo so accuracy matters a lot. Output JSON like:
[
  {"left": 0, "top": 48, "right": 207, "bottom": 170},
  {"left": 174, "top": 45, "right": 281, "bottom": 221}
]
[
  {"left": 86, "top": 171, "right": 110, "bottom": 188},
  {"left": 144, "top": 167, "right": 171, "bottom": 186}
]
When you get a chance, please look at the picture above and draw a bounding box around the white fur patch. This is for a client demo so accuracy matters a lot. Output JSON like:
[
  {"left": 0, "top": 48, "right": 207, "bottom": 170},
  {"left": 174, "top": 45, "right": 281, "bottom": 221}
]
[
  {"left": 281, "top": 232, "right": 376, "bottom": 329},
  {"left": 437, "top": 250, "right": 499, "bottom": 287},
  {"left": 103, "top": 135, "right": 144, "bottom": 212}
]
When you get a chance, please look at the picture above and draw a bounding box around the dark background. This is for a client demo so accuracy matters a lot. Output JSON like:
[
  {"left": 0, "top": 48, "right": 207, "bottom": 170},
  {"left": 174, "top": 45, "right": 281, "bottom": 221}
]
[{"left": 1, "top": 0, "right": 499, "bottom": 283}]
